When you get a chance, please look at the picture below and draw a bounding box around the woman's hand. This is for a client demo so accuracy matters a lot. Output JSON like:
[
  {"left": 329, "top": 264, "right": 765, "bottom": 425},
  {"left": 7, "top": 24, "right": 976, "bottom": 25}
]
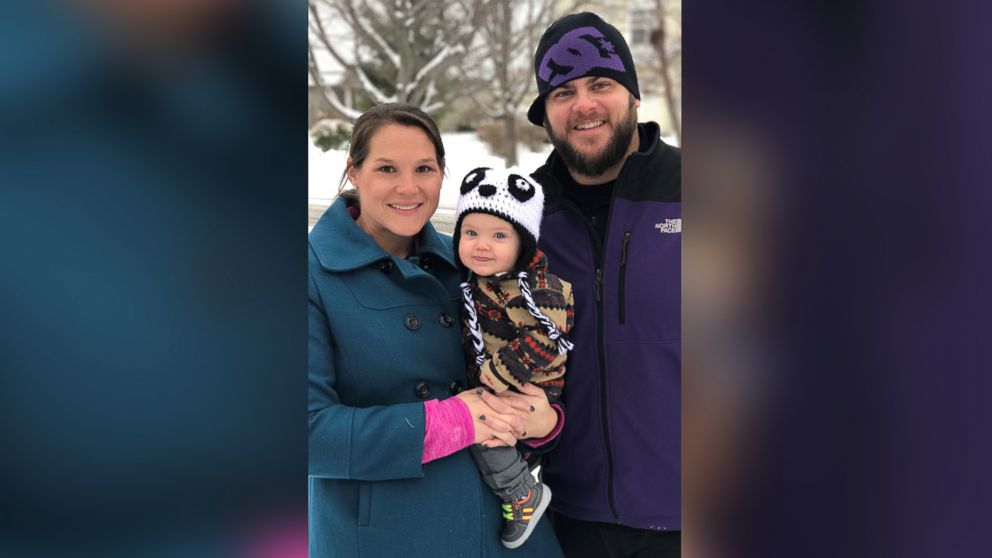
[
  {"left": 481, "top": 382, "right": 558, "bottom": 441},
  {"left": 455, "top": 389, "right": 524, "bottom": 448}
]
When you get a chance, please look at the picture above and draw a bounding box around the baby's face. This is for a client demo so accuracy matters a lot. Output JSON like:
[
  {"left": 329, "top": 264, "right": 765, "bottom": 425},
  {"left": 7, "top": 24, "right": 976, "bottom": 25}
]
[{"left": 458, "top": 213, "right": 521, "bottom": 277}]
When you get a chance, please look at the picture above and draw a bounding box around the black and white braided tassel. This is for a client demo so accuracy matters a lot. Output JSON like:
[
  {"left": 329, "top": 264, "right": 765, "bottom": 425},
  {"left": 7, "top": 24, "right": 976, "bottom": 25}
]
[
  {"left": 460, "top": 282, "right": 487, "bottom": 367},
  {"left": 517, "top": 272, "right": 574, "bottom": 355}
]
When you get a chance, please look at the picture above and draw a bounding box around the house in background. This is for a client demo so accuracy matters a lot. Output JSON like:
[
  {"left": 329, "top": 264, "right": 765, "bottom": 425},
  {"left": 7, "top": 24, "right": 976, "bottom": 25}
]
[{"left": 308, "top": 70, "right": 359, "bottom": 128}]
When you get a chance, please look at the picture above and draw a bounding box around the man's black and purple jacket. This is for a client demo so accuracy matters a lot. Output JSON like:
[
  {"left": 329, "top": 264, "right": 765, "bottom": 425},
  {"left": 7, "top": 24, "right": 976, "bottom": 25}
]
[{"left": 534, "top": 122, "right": 681, "bottom": 532}]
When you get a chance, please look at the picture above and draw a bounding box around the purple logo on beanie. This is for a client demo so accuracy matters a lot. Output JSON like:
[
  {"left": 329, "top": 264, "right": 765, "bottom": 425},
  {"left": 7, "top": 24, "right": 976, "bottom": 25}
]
[{"left": 538, "top": 26, "right": 626, "bottom": 88}]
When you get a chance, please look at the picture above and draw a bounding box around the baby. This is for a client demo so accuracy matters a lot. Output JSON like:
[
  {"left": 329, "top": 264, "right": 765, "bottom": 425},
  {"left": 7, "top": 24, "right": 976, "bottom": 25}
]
[{"left": 454, "top": 166, "right": 575, "bottom": 549}]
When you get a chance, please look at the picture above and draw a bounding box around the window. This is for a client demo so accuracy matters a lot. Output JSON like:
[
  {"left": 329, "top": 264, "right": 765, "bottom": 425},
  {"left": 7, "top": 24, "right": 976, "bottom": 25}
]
[{"left": 629, "top": 8, "right": 654, "bottom": 46}]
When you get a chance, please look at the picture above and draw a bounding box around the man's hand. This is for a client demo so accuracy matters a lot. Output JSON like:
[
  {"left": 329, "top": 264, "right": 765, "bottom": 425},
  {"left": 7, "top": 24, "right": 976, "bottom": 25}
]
[
  {"left": 455, "top": 389, "right": 523, "bottom": 447},
  {"left": 483, "top": 382, "right": 558, "bottom": 440}
]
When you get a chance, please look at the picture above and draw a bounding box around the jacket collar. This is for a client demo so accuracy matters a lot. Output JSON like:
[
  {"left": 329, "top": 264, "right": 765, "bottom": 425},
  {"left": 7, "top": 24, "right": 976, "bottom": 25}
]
[{"left": 309, "top": 197, "right": 457, "bottom": 273}]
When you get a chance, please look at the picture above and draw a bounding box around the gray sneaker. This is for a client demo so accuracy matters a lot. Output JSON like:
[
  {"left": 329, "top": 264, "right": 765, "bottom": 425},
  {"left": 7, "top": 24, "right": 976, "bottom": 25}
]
[{"left": 500, "top": 482, "right": 552, "bottom": 549}]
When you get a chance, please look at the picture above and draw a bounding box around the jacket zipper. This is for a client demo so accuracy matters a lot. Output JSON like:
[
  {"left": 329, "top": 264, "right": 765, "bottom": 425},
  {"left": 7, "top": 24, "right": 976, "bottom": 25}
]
[
  {"left": 596, "top": 166, "right": 632, "bottom": 525},
  {"left": 594, "top": 266, "right": 620, "bottom": 523},
  {"left": 618, "top": 232, "right": 630, "bottom": 325},
  {"left": 582, "top": 214, "right": 620, "bottom": 524}
]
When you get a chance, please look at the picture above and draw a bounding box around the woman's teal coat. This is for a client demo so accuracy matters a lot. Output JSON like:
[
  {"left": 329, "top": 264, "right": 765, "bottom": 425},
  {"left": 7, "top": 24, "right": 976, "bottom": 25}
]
[{"left": 308, "top": 198, "right": 563, "bottom": 558}]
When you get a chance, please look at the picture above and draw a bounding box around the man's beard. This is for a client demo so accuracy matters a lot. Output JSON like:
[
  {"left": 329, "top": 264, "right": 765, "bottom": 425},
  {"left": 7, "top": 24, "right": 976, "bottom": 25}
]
[{"left": 545, "top": 97, "right": 638, "bottom": 178}]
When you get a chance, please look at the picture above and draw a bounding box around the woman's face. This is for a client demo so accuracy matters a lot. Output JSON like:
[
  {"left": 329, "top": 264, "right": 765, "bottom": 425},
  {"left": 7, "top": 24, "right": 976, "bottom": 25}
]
[{"left": 348, "top": 124, "right": 442, "bottom": 257}]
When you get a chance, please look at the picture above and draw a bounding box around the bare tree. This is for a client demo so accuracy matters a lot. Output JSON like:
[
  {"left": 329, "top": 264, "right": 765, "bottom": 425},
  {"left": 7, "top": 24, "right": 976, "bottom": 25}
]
[
  {"left": 651, "top": 0, "right": 681, "bottom": 143},
  {"left": 460, "top": 0, "right": 553, "bottom": 165},
  {"left": 309, "top": 0, "right": 496, "bottom": 122},
  {"left": 461, "top": 0, "right": 591, "bottom": 166}
]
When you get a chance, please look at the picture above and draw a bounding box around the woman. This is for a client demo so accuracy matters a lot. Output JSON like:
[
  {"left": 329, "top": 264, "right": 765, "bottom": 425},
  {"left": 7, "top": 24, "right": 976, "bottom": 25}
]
[{"left": 308, "top": 103, "right": 564, "bottom": 557}]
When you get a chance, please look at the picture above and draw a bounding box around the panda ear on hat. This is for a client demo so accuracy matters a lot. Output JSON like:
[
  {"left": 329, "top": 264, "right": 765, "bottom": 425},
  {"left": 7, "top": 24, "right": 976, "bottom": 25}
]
[
  {"left": 506, "top": 172, "right": 538, "bottom": 203},
  {"left": 495, "top": 167, "right": 544, "bottom": 242},
  {"left": 461, "top": 167, "right": 491, "bottom": 194}
]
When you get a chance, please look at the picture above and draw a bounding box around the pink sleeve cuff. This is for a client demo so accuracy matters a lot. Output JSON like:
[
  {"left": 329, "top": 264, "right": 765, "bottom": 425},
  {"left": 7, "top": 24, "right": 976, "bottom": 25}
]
[
  {"left": 422, "top": 397, "right": 475, "bottom": 464},
  {"left": 522, "top": 403, "right": 564, "bottom": 448}
]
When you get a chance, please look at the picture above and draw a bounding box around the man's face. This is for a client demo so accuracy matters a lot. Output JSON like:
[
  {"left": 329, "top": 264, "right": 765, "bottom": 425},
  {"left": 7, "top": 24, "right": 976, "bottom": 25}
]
[{"left": 543, "top": 76, "right": 639, "bottom": 178}]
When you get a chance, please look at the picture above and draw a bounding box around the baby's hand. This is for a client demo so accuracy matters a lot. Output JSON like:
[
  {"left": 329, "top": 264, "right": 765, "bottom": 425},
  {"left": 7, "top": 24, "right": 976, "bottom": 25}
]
[
  {"left": 478, "top": 362, "right": 507, "bottom": 393},
  {"left": 479, "top": 372, "right": 494, "bottom": 389}
]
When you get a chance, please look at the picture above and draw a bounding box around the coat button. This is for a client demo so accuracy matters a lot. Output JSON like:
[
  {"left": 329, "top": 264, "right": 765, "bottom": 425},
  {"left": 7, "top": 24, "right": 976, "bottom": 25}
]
[
  {"left": 438, "top": 312, "right": 455, "bottom": 328},
  {"left": 378, "top": 260, "right": 394, "bottom": 273},
  {"left": 414, "top": 381, "right": 432, "bottom": 399},
  {"left": 449, "top": 381, "right": 465, "bottom": 395},
  {"left": 404, "top": 314, "right": 421, "bottom": 331},
  {"left": 419, "top": 256, "right": 431, "bottom": 270}
]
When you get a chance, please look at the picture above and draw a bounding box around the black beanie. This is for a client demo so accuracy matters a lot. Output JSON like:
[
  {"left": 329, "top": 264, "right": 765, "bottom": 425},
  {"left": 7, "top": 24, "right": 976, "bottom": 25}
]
[{"left": 527, "top": 12, "right": 641, "bottom": 126}]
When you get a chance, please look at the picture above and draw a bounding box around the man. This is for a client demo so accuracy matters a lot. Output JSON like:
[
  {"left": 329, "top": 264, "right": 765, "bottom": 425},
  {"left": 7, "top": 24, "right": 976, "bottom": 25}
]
[{"left": 527, "top": 12, "right": 681, "bottom": 558}]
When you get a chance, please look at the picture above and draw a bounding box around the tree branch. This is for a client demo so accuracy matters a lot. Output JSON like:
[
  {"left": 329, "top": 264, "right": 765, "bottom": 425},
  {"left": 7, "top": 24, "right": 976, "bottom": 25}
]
[{"left": 308, "top": 42, "right": 363, "bottom": 121}]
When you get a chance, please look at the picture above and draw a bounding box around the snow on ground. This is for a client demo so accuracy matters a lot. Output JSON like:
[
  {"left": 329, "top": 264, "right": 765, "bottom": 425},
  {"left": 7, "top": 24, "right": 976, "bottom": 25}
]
[
  {"left": 308, "top": 135, "right": 344, "bottom": 207},
  {"left": 309, "top": 132, "right": 553, "bottom": 233}
]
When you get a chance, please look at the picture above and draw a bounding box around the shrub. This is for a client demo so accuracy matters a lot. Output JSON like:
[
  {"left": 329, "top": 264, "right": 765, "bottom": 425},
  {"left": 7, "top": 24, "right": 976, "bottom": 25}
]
[
  {"left": 310, "top": 119, "right": 352, "bottom": 152},
  {"left": 476, "top": 119, "right": 550, "bottom": 159}
]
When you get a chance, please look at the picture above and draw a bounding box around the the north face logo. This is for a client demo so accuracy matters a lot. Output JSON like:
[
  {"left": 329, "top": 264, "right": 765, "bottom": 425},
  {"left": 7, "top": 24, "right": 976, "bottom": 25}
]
[
  {"left": 538, "top": 26, "right": 626, "bottom": 88},
  {"left": 655, "top": 219, "right": 681, "bottom": 233}
]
